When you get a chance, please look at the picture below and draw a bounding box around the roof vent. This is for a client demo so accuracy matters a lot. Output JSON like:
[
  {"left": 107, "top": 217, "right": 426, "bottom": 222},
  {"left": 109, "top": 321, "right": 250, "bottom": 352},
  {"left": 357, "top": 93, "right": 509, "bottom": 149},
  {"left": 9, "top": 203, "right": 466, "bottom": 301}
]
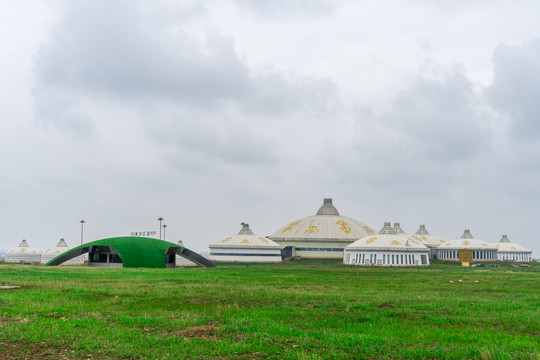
[
  {"left": 379, "top": 222, "right": 395, "bottom": 235},
  {"left": 499, "top": 235, "right": 510, "bottom": 243},
  {"left": 316, "top": 198, "right": 340, "bottom": 216},
  {"left": 177, "top": 240, "right": 185, "bottom": 247},
  {"left": 57, "top": 238, "right": 68, "bottom": 247},
  {"left": 238, "top": 222, "right": 254, "bottom": 235},
  {"left": 19, "top": 239, "right": 29, "bottom": 247},
  {"left": 393, "top": 223, "right": 406, "bottom": 234},
  {"left": 461, "top": 229, "right": 473, "bottom": 239},
  {"left": 415, "top": 225, "right": 430, "bottom": 235}
]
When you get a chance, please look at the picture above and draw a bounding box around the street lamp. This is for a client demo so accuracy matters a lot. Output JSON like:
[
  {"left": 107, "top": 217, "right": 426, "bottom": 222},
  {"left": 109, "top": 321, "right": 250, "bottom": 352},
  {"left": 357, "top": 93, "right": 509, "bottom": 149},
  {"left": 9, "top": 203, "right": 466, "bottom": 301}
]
[
  {"left": 162, "top": 224, "right": 167, "bottom": 241},
  {"left": 157, "top": 217, "right": 164, "bottom": 239},
  {"left": 80, "top": 220, "right": 85, "bottom": 245}
]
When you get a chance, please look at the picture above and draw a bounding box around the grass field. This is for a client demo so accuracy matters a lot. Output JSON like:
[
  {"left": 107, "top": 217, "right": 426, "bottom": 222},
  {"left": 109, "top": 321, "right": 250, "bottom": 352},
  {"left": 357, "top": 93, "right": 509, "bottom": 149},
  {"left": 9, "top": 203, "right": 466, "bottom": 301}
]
[{"left": 0, "top": 260, "right": 538, "bottom": 359}]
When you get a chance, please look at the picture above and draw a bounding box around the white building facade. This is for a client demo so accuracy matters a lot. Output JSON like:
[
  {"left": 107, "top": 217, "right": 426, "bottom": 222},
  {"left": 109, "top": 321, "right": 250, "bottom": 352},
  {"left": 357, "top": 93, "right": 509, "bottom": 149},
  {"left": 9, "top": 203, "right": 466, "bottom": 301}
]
[
  {"left": 344, "top": 222, "right": 430, "bottom": 266},
  {"left": 5, "top": 240, "right": 41, "bottom": 264},
  {"left": 438, "top": 230, "right": 498, "bottom": 261},
  {"left": 269, "top": 198, "right": 376, "bottom": 259},
  {"left": 494, "top": 235, "right": 533, "bottom": 262},
  {"left": 41, "top": 239, "right": 85, "bottom": 265},
  {"left": 210, "top": 223, "right": 282, "bottom": 263}
]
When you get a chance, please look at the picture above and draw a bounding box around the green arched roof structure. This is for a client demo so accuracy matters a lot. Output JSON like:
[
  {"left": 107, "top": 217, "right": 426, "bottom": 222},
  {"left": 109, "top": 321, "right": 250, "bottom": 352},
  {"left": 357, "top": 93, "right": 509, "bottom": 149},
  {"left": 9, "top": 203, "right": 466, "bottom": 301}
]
[{"left": 45, "top": 237, "right": 214, "bottom": 268}]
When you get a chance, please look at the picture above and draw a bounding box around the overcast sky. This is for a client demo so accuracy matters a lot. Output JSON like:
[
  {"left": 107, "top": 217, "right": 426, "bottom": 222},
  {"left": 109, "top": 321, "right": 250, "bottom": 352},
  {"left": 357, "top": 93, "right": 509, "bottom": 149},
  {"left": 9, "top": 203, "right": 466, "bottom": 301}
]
[{"left": 1, "top": 0, "right": 539, "bottom": 257}]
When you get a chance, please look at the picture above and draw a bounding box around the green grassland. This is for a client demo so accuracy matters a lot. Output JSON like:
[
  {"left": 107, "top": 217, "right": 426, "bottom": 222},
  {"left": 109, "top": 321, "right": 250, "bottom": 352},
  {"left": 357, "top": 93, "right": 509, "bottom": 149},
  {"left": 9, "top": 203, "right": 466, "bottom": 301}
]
[{"left": 0, "top": 260, "right": 538, "bottom": 359}]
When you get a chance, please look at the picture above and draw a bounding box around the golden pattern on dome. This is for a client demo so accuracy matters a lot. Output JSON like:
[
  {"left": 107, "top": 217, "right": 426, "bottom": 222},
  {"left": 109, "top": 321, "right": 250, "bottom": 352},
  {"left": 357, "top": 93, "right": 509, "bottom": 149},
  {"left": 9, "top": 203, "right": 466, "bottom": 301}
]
[
  {"left": 282, "top": 220, "right": 301, "bottom": 233},
  {"left": 366, "top": 237, "right": 377, "bottom": 244},
  {"left": 391, "top": 240, "right": 402, "bottom": 246},
  {"left": 408, "top": 238, "right": 419, "bottom": 245},
  {"left": 336, "top": 220, "right": 351, "bottom": 234},
  {"left": 439, "top": 239, "right": 445, "bottom": 243},
  {"left": 259, "top": 237, "right": 269, "bottom": 244},
  {"left": 305, "top": 226, "right": 319, "bottom": 233},
  {"left": 221, "top": 237, "right": 232, "bottom": 243},
  {"left": 55, "top": 250, "right": 61, "bottom": 253},
  {"left": 511, "top": 246, "right": 517, "bottom": 250},
  {"left": 21, "top": 249, "right": 25, "bottom": 252},
  {"left": 495, "top": 245, "right": 500, "bottom": 248},
  {"left": 463, "top": 241, "right": 470, "bottom": 246},
  {"left": 240, "top": 239, "right": 250, "bottom": 244},
  {"left": 363, "top": 226, "right": 375, "bottom": 233}
]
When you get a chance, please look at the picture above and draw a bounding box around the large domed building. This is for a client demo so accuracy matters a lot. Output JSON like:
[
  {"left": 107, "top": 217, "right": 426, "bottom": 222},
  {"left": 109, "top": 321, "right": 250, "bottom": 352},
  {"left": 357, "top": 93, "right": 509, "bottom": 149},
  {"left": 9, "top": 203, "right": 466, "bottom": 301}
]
[
  {"left": 437, "top": 230, "right": 497, "bottom": 262},
  {"left": 494, "top": 235, "right": 532, "bottom": 262},
  {"left": 209, "top": 223, "right": 282, "bottom": 263},
  {"left": 344, "top": 222, "right": 430, "bottom": 266},
  {"left": 412, "top": 225, "right": 447, "bottom": 260},
  {"left": 269, "top": 198, "right": 375, "bottom": 259},
  {"left": 41, "top": 239, "right": 85, "bottom": 265},
  {"left": 5, "top": 240, "right": 41, "bottom": 264}
]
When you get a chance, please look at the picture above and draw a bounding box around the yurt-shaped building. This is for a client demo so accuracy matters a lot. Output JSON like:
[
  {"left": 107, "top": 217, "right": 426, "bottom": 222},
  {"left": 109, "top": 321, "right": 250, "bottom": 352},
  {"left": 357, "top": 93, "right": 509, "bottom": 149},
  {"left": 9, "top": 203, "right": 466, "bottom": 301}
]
[
  {"left": 344, "top": 222, "right": 430, "bottom": 266},
  {"left": 210, "top": 223, "right": 282, "bottom": 263},
  {"left": 41, "top": 238, "right": 85, "bottom": 265},
  {"left": 412, "top": 225, "right": 447, "bottom": 260},
  {"left": 269, "top": 198, "right": 376, "bottom": 259},
  {"left": 175, "top": 241, "right": 197, "bottom": 267},
  {"left": 438, "top": 230, "right": 497, "bottom": 262},
  {"left": 5, "top": 240, "right": 41, "bottom": 264},
  {"left": 494, "top": 235, "right": 532, "bottom": 262}
]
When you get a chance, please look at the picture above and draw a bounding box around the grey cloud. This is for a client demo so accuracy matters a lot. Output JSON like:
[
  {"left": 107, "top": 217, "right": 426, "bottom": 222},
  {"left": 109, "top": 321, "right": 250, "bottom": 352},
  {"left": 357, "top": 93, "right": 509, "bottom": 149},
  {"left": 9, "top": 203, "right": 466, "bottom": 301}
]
[
  {"left": 234, "top": 0, "right": 337, "bottom": 18},
  {"left": 35, "top": 1, "right": 250, "bottom": 104},
  {"left": 487, "top": 38, "right": 540, "bottom": 141},
  {"left": 320, "top": 67, "right": 493, "bottom": 200},
  {"left": 33, "top": 0, "right": 337, "bottom": 131}
]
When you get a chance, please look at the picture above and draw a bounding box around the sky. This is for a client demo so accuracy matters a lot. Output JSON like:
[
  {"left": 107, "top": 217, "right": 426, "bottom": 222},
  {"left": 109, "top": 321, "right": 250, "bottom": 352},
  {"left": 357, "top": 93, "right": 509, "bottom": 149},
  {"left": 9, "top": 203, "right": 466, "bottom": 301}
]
[{"left": 1, "top": 0, "right": 539, "bottom": 257}]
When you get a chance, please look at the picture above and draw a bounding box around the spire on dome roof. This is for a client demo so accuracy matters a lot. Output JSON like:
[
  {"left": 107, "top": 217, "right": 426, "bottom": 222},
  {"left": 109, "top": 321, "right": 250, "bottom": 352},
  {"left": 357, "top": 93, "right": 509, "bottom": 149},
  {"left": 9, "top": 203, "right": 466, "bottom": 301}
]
[
  {"left": 379, "top": 222, "right": 395, "bottom": 234},
  {"left": 316, "top": 198, "right": 340, "bottom": 216},
  {"left": 393, "top": 223, "right": 406, "bottom": 234},
  {"left": 499, "top": 235, "right": 510, "bottom": 243},
  {"left": 19, "top": 239, "right": 29, "bottom": 247},
  {"left": 415, "top": 225, "right": 430, "bottom": 235},
  {"left": 461, "top": 229, "right": 473, "bottom": 239},
  {"left": 239, "top": 223, "right": 254, "bottom": 235},
  {"left": 57, "top": 238, "right": 68, "bottom": 247}
]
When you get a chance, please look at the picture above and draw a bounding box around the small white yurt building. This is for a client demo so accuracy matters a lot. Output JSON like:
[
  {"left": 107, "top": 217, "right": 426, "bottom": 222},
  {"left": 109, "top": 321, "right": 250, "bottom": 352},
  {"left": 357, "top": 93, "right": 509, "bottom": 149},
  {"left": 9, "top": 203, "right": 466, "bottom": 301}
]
[
  {"left": 41, "top": 239, "right": 85, "bottom": 265},
  {"left": 209, "top": 223, "right": 282, "bottom": 263},
  {"left": 413, "top": 225, "right": 447, "bottom": 260},
  {"left": 175, "top": 241, "right": 197, "bottom": 267},
  {"left": 344, "top": 222, "right": 430, "bottom": 266},
  {"left": 494, "top": 235, "right": 533, "bottom": 262},
  {"left": 438, "top": 230, "right": 497, "bottom": 262},
  {"left": 269, "top": 198, "right": 376, "bottom": 259},
  {"left": 5, "top": 240, "right": 41, "bottom": 264}
]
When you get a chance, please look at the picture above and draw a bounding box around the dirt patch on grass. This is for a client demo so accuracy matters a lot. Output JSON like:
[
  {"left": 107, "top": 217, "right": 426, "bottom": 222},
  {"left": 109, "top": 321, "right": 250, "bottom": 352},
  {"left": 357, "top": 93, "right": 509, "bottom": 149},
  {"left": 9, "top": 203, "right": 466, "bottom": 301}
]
[
  {"left": 378, "top": 302, "right": 395, "bottom": 309},
  {"left": 168, "top": 325, "right": 218, "bottom": 340},
  {"left": 0, "top": 341, "right": 78, "bottom": 360}
]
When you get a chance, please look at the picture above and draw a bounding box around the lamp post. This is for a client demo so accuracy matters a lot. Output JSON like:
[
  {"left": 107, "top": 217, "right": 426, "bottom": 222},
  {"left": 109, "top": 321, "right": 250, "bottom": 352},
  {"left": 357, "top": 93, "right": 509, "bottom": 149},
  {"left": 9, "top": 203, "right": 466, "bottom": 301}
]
[
  {"left": 80, "top": 220, "right": 85, "bottom": 245},
  {"left": 162, "top": 224, "right": 167, "bottom": 241},
  {"left": 157, "top": 217, "right": 164, "bottom": 239}
]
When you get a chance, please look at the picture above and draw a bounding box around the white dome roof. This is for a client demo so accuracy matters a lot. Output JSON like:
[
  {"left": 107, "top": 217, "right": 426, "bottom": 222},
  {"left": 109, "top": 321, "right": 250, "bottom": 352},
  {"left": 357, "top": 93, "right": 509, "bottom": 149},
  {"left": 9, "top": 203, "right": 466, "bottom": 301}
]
[
  {"left": 5, "top": 240, "right": 41, "bottom": 263},
  {"left": 346, "top": 223, "right": 429, "bottom": 251},
  {"left": 41, "top": 239, "right": 85, "bottom": 265},
  {"left": 269, "top": 199, "right": 375, "bottom": 241},
  {"left": 211, "top": 223, "right": 281, "bottom": 249},
  {"left": 43, "top": 238, "right": 70, "bottom": 255},
  {"left": 441, "top": 230, "right": 496, "bottom": 250},
  {"left": 493, "top": 235, "right": 531, "bottom": 253},
  {"left": 414, "top": 225, "right": 447, "bottom": 248}
]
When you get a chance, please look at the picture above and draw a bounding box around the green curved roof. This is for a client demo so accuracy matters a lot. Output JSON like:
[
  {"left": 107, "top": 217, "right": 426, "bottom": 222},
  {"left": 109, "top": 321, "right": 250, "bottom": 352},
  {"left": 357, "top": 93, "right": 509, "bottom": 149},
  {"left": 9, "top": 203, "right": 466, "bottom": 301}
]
[{"left": 46, "top": 237, "right": 184, "bottom": 268}]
